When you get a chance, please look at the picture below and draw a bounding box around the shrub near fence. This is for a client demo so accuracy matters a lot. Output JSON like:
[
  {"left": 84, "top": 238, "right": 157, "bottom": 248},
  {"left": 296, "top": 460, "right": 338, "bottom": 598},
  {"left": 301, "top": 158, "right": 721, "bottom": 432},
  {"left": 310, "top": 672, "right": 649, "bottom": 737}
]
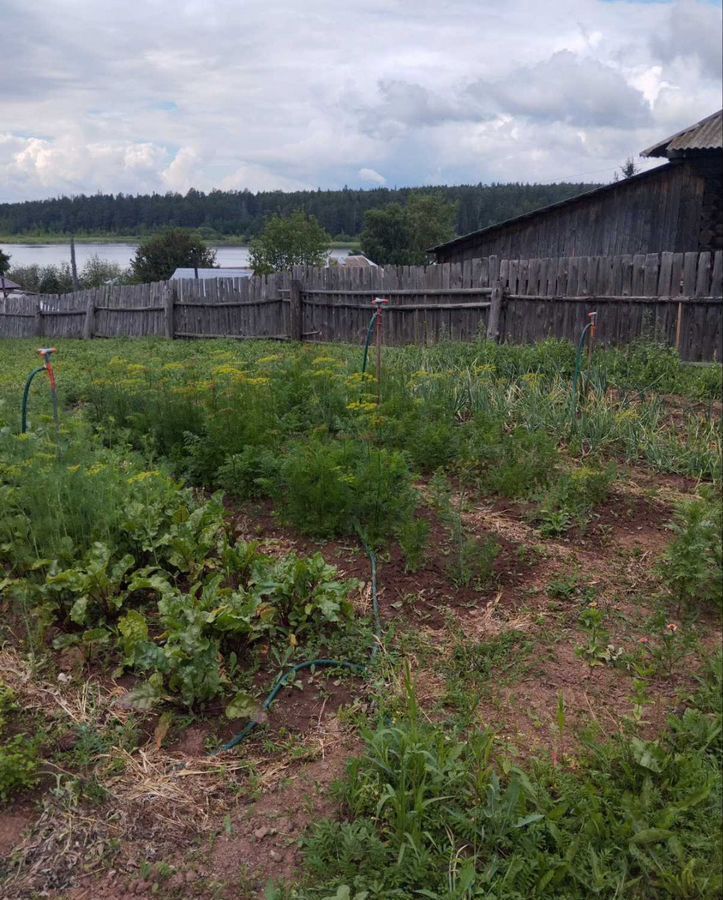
[{"left": 1, "top": 250, "right": 721, "bottom": 360}]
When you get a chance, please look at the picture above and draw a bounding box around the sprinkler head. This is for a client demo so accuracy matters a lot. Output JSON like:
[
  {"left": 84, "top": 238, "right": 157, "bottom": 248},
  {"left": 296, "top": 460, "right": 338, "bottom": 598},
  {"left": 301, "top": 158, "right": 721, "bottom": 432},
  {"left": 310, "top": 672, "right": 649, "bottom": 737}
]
[
  {"left": 371, "top": 297, "right": 389, "bottom": 308},
  {"left": 37, "top": 347, "right": 57, "bottom": 357}
]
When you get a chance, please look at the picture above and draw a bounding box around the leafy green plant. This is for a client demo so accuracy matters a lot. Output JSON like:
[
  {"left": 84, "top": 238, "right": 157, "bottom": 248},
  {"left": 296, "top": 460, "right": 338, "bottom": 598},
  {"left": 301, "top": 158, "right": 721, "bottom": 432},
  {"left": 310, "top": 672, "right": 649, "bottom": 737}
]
[
  {"left": 0, "top": 735, "right": 41, "bottom": 803},
  {"left": 547, "top": 571, "right": 597, "bottom": 604},
  {"left": 430, "top": 473, "right": 499, "bottom": 588},
  {"left": 271, "top": 439, "right": 417, "bottom": 545},
  {"left": 536, "top": 463, "right": 616, "bottom": 536},
  {"left": 299, "top": 656, "right": 723, "bottom": 899},
  {"left": 576, "top": 605, "right": 622, "bottom": 667},
  {"left": 659, "top": 489, "right": 722, "bottom": 613},
  {"left": 0, "top": 683, "right": 41, "bottom": 804},
  {"left": 396, "top": 516, "right": 430, "bottom": 574}
]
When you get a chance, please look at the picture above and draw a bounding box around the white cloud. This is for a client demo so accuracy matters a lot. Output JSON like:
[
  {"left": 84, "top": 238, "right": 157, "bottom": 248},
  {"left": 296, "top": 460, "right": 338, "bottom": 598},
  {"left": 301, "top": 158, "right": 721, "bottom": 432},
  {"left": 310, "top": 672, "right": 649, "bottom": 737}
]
[
  {"left": 358, "top": 168, "right": 386, "bottom": 185},
  {"left": 0, "top": 0, "right": 719, "bottom": 201}
]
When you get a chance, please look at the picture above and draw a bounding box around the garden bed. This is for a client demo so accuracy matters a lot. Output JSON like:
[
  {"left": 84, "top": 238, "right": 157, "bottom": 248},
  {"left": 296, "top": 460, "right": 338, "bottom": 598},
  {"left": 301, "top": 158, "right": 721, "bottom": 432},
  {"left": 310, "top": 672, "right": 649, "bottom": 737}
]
[{"left": 0, "top": 337, "right": 720, "bottom": 899}]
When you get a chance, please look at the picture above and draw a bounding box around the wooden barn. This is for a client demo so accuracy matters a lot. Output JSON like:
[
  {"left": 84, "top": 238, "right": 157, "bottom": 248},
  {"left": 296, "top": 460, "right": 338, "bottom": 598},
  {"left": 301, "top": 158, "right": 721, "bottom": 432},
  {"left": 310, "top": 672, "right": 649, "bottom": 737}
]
[{"left": 431, "top": 110, "right": 723, "bottom": 263}]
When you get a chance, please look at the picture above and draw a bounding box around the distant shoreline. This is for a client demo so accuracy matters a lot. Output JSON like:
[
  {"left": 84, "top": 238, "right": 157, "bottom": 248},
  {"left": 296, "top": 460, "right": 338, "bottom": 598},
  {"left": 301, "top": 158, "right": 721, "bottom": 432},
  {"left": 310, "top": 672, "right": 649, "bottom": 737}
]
[{"left": 0, "top": 234, "right": 362, "bottom": 250}]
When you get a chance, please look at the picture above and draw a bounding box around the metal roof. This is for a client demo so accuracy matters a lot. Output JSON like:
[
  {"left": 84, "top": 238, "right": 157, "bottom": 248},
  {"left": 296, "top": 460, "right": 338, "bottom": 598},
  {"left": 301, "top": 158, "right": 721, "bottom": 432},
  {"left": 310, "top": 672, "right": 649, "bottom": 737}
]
[
  {"left": 340, "top": 254, "right": 378, "bottom": 268},
  {"left": 171, "top": 267, "right": 252, "bottom": 280},
  {"left": 0, "top": 276, "right": 23, "bottom": 291},
  {"left": 642, "top": 110, "right": 722, "bottom": 158}
]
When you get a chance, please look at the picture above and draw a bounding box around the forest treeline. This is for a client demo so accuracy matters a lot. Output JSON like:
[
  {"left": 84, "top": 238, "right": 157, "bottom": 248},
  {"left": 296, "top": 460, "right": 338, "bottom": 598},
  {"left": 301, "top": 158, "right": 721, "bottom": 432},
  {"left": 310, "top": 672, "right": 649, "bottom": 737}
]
[{"left": 0, "top": 182, "right": 602, "bottom": 240}]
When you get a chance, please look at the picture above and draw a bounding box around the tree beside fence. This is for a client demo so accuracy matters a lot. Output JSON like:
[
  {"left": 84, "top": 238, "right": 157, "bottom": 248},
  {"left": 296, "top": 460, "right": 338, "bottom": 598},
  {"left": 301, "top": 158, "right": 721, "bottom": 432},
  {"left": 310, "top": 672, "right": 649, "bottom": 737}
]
[{"left": 1, "top": 251, "right": 720, "bottom": 361}]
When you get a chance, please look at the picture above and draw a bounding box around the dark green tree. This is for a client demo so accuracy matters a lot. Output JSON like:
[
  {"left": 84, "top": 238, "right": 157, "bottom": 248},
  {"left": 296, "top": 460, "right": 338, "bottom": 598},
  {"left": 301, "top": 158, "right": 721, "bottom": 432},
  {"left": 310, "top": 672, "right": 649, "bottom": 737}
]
[
  {"left": 360, "top": 204, "right": 414, "bottom": 266},
  {"left": 406, "top": 193, "right": 457, "bottom": 257},
  {"left": 360, "top": 193, "right": 457, "bottom": 265},
  {"left": 130, "top": 229, "right": 217, "bottom": 283},
  {"left": 614, "top": 157, "right": 640, "bottom": 181},
  {"left": 249, "top": 211, "right": 331, "bottom": 274},
  {"left": 80, "top": 254, "right": 126, "bottom": 287},
  {"left": 0, "top": 249, "right": 10, "bottom": 275}
]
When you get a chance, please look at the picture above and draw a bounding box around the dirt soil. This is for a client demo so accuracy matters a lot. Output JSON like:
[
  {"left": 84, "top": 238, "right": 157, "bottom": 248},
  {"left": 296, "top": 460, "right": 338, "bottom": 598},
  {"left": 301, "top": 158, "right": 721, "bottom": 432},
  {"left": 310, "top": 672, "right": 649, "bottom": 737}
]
[{"left": 1, "top": 465, "right": 720, "bottom": 899}]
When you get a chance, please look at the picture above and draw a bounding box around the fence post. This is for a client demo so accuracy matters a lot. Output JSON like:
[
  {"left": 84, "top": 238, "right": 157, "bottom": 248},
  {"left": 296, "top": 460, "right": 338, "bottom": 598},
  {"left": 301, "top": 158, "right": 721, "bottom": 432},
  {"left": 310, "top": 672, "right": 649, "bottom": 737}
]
[
  {"left": 486, "top": 280, "right": 504, "bottom": 342},
  {"left": 289, "top": 278, "right": 303, "bottom": 342},
  {"left": 34, "top": 298, "right": 43, "bottom": 338},
  {"left": 163, "top": 282, "right": 175, "bottom": 339},
  {"left": 83, "top": 292, "right": 95, "bottom": 340}
]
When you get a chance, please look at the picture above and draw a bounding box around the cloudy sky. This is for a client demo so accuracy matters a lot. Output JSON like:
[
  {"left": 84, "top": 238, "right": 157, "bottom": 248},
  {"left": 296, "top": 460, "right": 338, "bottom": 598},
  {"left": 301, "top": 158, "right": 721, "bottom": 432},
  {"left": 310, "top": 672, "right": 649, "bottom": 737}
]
[{"left": 1, "top": 0, "right": 721, "bottom": 202}]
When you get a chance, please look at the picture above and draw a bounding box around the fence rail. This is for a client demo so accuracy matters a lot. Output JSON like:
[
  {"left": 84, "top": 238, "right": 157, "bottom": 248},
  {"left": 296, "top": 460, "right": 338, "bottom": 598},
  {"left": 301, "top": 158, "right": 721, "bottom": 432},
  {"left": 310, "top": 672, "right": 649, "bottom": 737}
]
[{"left": 1, "top": 251, "right": 720, "bottom": 360}]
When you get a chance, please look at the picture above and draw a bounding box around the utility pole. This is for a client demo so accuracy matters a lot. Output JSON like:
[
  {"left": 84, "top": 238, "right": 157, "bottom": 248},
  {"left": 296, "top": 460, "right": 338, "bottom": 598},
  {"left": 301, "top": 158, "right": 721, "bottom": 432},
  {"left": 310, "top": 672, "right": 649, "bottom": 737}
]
[{"left": 70, "top": 236, "right": 80, "bottom": 290}]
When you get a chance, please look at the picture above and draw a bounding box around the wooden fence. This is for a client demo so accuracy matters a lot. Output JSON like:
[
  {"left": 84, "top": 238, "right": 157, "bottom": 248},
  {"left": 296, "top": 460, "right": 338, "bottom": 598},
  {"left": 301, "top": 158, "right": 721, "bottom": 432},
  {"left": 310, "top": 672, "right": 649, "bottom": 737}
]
[{"left": 1, "top": 251, "right": 721, "bottom": 361}]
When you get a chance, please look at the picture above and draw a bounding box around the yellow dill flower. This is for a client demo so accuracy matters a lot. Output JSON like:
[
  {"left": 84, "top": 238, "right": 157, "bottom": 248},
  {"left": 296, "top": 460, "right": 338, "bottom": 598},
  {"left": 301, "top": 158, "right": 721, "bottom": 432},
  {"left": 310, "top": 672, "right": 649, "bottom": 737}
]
[
  {"left": 345, "top": 372, "right": 375, "bottom": 386},
  {"left": 126, "top": 363, "right": 147, "bottom": 374},
  {"left": 66, "top": 464, "right": 81, "bottom": 474},
  {"left": 161, "top": 362, "right": 185, "bottom": 372},
  {"left": 87, "top": 463, "right": 107, "bottom": 476},
  {"left": 127, "top": 470, "right": 160, "bottom": 485},
  {"left": 473, "top": 364, "right": 496, "bottom": 375},
  {"left": 245, "top": 376, "right": 270, "bottom": 386},
  {"left": 312, "top": 355, "right": 339, "bottom": 366},
  {"left": 213, "top": 365, "right": 245, "bottom": 377},
  {"left": 522, "top": 373, "right": 543, "bottom": 385},
  {"left": 346, "top": 400, "right": 378, "bottom": 413},
  {"left": 257, "top": 354, "right": 282, "bottom": 364},
  {"left": 309, "top": 368, "right": 338, "bottom": 379},
  {"left": 615, "top": 408, "right": 639, "bottom": 424}
]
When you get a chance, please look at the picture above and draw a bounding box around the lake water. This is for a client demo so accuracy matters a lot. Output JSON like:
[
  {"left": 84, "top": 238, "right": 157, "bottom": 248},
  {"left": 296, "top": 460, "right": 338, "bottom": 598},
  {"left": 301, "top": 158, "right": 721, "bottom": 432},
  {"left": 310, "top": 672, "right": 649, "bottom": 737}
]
[{"left": 0, "top": 242, "right": 351, "bottom": 270}]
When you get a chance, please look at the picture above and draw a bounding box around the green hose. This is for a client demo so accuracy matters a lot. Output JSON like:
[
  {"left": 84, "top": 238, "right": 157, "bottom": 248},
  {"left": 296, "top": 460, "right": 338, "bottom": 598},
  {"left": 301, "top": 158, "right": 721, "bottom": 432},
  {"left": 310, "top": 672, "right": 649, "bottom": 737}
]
[
  {"left": 570, "top": 322, "right": 594, "bottom": 419},
  {"left": 213, "top": 535, "right": 381, "bottom": 754},
  {"left": 21, "top": 366, "right": 48, "bottom": 434},
  {"left": 361, "top": 310, "right": 378, "bottom": 374}
]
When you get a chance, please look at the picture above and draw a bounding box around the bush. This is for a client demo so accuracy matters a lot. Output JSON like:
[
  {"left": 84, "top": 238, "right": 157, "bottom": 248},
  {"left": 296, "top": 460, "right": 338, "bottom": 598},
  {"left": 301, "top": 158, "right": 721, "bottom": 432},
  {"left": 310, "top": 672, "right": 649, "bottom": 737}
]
[
  {"left": 270, "top": 440, "right": 417, "bottom": 544},
  {"left": 462, "top": 416, "right": 558, "bottom": 498},
  {"left": 0, "top": 425, "right": 195, "bottom": 570},
  {"left": 0, "top": 735, "right": 41, "bottom": 803},
  {"left": 0, "top": 684, "right": 40, "bottom": 804},
  {"left": 660, "top": 488, "right": 722, "bottom": 612},
  {"left": 536, "top": 463, "right": 616, "bottom": 536},
  {"left": 216, "top": 446, "right": 282, "bottom": 500}
]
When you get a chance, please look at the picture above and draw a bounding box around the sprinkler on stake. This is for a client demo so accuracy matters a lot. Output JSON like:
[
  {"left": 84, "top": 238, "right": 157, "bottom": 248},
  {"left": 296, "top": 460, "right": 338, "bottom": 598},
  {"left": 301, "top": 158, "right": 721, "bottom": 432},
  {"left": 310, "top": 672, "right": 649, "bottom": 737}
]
[
  {"left": 21, "top": 347, "right": 59, "bottom": 434},
  {"left": 371, "top": 297, "right": 389, "bottom": 404},
  {"left": 587, "top": 311, "right": 598, "bottom": 359},
  {"left": 570, "top": 311, "right": 598, "bottom": 420}
]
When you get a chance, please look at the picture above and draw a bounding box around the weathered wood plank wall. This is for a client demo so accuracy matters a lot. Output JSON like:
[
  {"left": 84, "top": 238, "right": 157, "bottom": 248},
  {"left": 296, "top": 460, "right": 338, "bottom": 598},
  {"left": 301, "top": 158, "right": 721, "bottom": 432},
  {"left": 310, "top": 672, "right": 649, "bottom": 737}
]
[
  {"left": 1, "top": 251, "right": 720, "bottom": 360},
  {"left": 433, "top": 160, "right": 720, "bottom": 262}
]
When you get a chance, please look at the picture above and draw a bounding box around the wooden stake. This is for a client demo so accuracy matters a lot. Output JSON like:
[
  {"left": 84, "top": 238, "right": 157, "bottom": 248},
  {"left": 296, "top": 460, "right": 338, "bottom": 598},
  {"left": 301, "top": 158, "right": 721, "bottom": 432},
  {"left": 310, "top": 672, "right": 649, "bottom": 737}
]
[
  {"left": 674, "top": 301, "right": 683, "bottom": 352},
  {"left": 486, "top": 280, "right": 504, "bottom": 341}
]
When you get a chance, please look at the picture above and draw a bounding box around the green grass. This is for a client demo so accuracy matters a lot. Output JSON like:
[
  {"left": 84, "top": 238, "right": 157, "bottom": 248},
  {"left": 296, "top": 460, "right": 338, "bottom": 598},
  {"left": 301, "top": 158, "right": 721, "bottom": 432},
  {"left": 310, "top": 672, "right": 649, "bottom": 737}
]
[
  {"left": 0, "top": 233, "right": 361, "bottom": 249},
  {"left": 280, "top": 655, "right": 723, "bottom": 899}
]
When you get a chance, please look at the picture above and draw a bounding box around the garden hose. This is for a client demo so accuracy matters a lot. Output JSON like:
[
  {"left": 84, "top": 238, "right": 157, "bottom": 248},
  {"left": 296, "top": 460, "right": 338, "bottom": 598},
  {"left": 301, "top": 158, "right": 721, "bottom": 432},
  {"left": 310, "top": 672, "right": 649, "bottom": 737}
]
[
  {"left": 361, "top": 310, "right": 379, "bottom": 374},
  {"left": 21, "top": 347, "right": 59, "bottom": 434},
  {"left": 570, "top": 315, "right": 597, "bottom": 418},
  {"left": 213, "top": 535, "right": 381, "bottom": 754}
]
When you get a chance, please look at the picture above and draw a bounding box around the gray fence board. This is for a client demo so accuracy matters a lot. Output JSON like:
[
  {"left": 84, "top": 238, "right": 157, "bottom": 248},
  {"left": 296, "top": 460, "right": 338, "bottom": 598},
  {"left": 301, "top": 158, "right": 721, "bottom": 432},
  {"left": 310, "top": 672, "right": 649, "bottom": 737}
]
[{"left": 2, "top": 251, "right": 720, "bottom": 360}]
